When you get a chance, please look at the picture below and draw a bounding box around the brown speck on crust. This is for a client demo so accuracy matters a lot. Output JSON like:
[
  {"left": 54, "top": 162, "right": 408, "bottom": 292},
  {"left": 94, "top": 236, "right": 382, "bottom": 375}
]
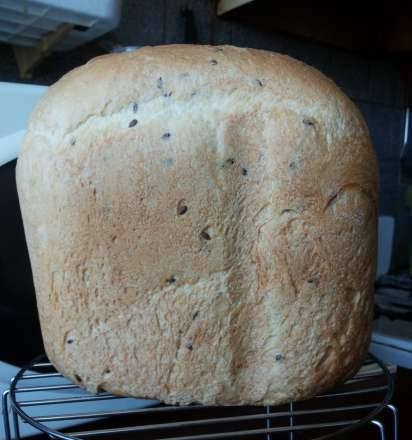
[
  {"left": 226, "top": 158, "right": 235, "bottom": 165},
  {"left": 209, "top": 59, "right": 218, "bottom": 65},
  {"left": 161, "top": 158, "right": 174, "bottom": 168},
  {"left": 303, "top": 118, "right": 315, "bottom": 127},
  {"left": 177, "top": 199, "right": 188, "bottom": 215},
  {"left": 166, "top": 275, "right": 176, "bottom": 284},
  {"left": 215, "top": 47, "right": 224, "bottom": 52},
  {"left": 255, "top": 79, "right": 263, "bottom": 87},
  {"left": 289, "top": 161, "right": 297, "bottom": 169},
  {"left": 74, "top": 374, "right": 82, "bottom": 383},
  {"left": 186, "top": 343, "right": 193, "bottom": 350},
  {"left": 129, "top": 119, "right": 138, "bottom": 128},
  {"left": 307, "top": 278, "right": 318, "bottom": 286},
  {"left": 200, "top": 227, "right": 212, "bottom": 240}
]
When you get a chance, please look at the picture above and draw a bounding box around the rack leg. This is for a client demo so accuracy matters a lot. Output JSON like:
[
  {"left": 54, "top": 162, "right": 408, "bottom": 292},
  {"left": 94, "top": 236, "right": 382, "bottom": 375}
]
[
  {"left": 387, "top": 404, "right": 398, "bottom": 440},
  {"left": 371, "top": 420, "right": 385, "bottom": 440},
  {"left": 265, "top": 406, "right": 272, "bottom": 440},
  {"left": 2, "top": 390, "right": 11, "bottom": 440},
  {"left": 12, "top": 408, "right": 20, "bottom": 440},
  {"left": 289, "top": 402, "right": 294, "bottom": 440}
]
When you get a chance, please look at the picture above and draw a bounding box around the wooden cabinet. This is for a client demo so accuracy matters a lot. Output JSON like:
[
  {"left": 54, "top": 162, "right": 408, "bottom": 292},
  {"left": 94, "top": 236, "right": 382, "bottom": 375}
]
[{"left": 217, "top": 0, "right": 412, "bottom": 53}]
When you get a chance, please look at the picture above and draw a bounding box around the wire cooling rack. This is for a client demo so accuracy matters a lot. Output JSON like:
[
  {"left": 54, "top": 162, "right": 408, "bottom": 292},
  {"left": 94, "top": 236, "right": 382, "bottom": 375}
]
[{"left": 2, "top": 354, "right": 397, "bottom": 440}]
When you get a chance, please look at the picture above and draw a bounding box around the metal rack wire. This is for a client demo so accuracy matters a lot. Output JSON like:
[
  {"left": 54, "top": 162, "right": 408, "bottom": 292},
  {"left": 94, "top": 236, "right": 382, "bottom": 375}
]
[{"left": 2, "top": 354, "right": 397, "bottom": 440}]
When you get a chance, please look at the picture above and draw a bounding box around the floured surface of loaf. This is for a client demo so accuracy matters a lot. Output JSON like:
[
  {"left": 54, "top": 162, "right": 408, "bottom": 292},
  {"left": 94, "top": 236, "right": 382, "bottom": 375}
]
[{"left": 17, "top": 45, "right": 377, "bottom": 405}]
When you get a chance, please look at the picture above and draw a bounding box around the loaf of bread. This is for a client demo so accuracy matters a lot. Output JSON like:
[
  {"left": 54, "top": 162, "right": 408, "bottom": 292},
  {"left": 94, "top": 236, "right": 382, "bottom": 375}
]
[{"left": 17, "top": 45, "right": 377, "bottom": 405}]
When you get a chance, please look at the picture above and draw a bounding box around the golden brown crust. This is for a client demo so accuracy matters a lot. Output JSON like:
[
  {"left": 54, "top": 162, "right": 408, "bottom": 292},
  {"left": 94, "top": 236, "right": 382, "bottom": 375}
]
[{"left": 17, "top": 44, "right": 377, "bottom": 405}]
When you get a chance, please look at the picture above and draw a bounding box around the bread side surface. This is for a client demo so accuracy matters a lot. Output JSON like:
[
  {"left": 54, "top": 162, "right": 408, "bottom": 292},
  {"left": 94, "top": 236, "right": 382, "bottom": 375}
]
[{"left": 17, "top": 44, "right": 377, "bottom": 405}]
